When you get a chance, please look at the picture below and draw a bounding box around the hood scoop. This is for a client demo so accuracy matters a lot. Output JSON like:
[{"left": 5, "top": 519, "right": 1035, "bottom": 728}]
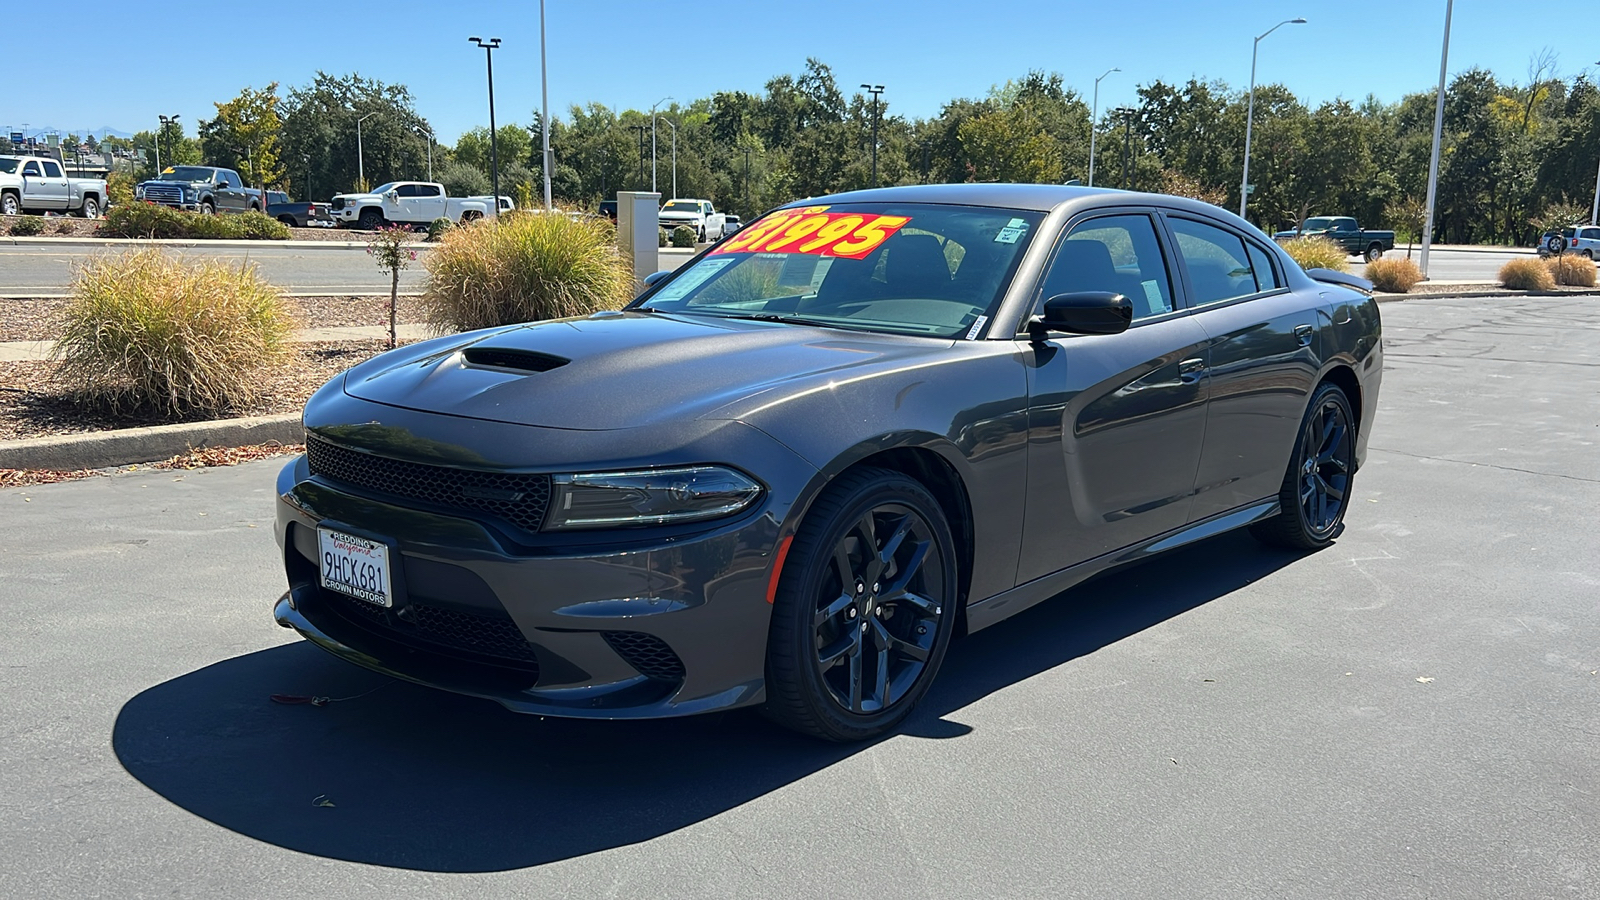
[{"left": 461, "top": 347, "right": 570, "bottom": 373}]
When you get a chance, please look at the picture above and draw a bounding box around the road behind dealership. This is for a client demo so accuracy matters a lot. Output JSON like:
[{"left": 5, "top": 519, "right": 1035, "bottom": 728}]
[{"left": 1, "top": 295, "right": 1596, "bottom": 898}]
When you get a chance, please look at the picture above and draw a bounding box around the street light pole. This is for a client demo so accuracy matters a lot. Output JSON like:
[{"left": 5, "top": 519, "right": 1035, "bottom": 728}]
[
  {"left": 650, "top": 96, "right": 672, "bottom": 194},
  {"left": 156, "top": 113, "right": 179, "bottom": 174},
  {"left": 469, "top": 37, "right": 503, "bottom": 215},
  {"left": 356, "top": 112, "right": 376, "bottom": 192},
  {"left": 420, "top": 129, "right": 434, "bottom": 182},
  {"left": 1114, "top": 108, "right": 1136, "bottom": 189},
  {"left": 1593, "top": 60, "right": 1600, "bottom": 225},
  {"left": 1419, "top": 0, "right": 1454, "bottom": 277},
  {"left": 1239, "top": 17, "right": 1306, "bottom": 220},
  {"left": 860, "top": 84, "right": 884, "bottom": 187},
  {"left": 659, "top": 117, "right": 678, "bottom": 199},
  {"left": 1088, "top": 67, "right": 1119, "bottom": 187},
  {"left": 540, "top": 0, "right": 552, "bottom": 211}
]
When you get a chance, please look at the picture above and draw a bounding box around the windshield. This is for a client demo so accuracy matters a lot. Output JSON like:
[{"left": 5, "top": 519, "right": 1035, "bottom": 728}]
[
  {"left": 0, "top": 159, "right": 18, "bottom": 174},
  {"left": 662, "top": 201, "right": 701, "bottom": 213},
  {"left": 1301, "top": 217, "right": 1335, "bottom": 231},
  {"left": 638, "top": 202, "right": 1043, "bottom": 339},
  {"left": 369, "top": 183, "right": 398, "bottom": 195},
  {"left": 159, "top": 167, "right": 216, "bottom": 183}
]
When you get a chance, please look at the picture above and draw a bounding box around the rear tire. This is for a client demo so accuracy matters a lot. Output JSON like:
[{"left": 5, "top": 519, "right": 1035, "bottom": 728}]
[
  {"left": 278, "top": 215, "right": 298, "bottom": 227},
  {"left": 1250, "top": 382, "right": 1357, "bottom": 551},
  {"left": 79, "top": 196, "right": 100, "bottom": 219},
  {"left": 762, "top": 467, "right": 959, "bottom": 742},
  {"left": 1364, "top": 243, "right": 1383, "bottom": 263}
]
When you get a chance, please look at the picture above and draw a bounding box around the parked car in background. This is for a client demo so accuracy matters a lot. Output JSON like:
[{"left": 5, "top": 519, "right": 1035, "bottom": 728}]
[
  {"left": 1273, "top": 216, "right": 1395, "bottom": 262},
  {"left": 721, "top": 214, "right": 742, "bottom": 236},
  {"left": 270, "top": 183, "right": 1382, "bottom": 742},
  {"left": 658, "top": 198, "right": 728, "bottom": 242},
  {"left": 1536, "top": 224, "right": 1600, "bottom": 259},
  {"left": 0, "top": 155, "right": 108, "bottom": 217},
  {"left": 329, "top": 182, "right": 491, "bottom": 229},
  {"left": 136, "top": 166, "right": 263, "bottom": 215},
  {"left": 598, "top": 199, "right": 618, "bottom": 224},
  {"left": 265, "top": 191, "right": 334, "bottom": 228}
]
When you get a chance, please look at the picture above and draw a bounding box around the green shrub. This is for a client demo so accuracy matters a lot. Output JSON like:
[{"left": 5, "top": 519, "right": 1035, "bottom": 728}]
[
  {"left": 8, "top": 215, "right": 45, "bottom": 236},
  {"left": 100, "top": 203, "right": 289, "bottom": 240},
  {"left": 421, "top": 211, "right": 632, "bottom": 333},
  {"left": 658, "top": 226, "right": 668, "bottom": 248},
  {"left": 670, "top": 224, "right": 697, "bottom": 248},
  {"left": 1280, "top": 235, "right": 1348, "bottom": 272},
  {"left": 1363, "top": 257, "right": 1424, "bottom": 293},
  {"left": 107, "top": 172, "right": 136, "bottom": 207},
  {"left": 1545, "top": 253, "right": 1597, "bottom": 287},
  {"left": 427, "top": 217, "right": 454, "bottom": 242},
  {"left": 1498, "top": 257, "right": 1555, "bottom": 291},
  {"left": 52, "top": 250, "right": 296, "bottom": 416}
]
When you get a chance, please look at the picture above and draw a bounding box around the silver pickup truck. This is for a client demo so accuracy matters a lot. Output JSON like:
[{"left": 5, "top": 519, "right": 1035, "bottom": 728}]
[{"left": 0, "top": 155, "right": 109, "bottom": 218}]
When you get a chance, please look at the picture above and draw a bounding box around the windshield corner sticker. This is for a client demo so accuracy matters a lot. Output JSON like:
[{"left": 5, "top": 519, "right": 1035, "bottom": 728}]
[
  {"left": 711, "top": 208, "right": 910, "bottom": 260},
  {"left": 964, "top": 315, "right": 989, "bottom": 341},
  {"left": 994, "top": 219, "right": 1029, "bottom": 245},
  {"left": 650, "top": 256, "right": 735, "bottom": 302}
]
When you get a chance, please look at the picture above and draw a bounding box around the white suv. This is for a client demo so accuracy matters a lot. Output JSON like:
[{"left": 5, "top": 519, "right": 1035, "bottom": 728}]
[{"left": 1538, "top": 224, "right": 1600, "bottom": 259}]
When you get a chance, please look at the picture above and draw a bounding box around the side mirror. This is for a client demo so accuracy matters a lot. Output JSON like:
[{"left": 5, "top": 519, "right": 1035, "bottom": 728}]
[
  {"left": 1028, "top": 292, "right": 1132, "bottom": 339},
  {"left": 642, "top": 270, "right": 673, "bottom": 288},
  {"left": 216, "top": 180, "right": 228, "bottom": 189}
]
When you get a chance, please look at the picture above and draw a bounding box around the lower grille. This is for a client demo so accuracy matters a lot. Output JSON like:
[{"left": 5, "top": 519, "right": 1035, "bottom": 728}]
[
  {"left": 324, "top": 589, "right": 540, "bottom": 669},
  {"left": 603, "top": 632, "right": 685, "bottom": 682}
]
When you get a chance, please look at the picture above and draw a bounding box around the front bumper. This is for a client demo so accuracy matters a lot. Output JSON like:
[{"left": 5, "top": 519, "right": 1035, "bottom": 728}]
[{"left": 270, "top": 410, "right": 816, "bottom": 720}]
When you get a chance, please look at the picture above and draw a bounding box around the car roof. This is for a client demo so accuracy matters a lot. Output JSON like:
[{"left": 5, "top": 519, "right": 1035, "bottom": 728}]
[{"left": 789, "top": 183, "right": 1129, "bottom": 212}]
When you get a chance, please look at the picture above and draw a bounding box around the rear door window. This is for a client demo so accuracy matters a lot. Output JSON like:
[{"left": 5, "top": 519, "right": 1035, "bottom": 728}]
[
  {"left": 42, "top": 161, "right": 63, "bottom": 178},
  {"left": 1168, "top": 217, "right": 1262, "bottom": 307}
]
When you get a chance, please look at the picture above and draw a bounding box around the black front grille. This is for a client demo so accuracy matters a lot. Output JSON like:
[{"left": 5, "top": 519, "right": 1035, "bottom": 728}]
[
  {"left": 603, "top": 632, "right": 685, "bottom": 682},
  {"left": 324, "top": 589, "right": 540, "bottom": 668},
  {"left": 306, "top": 435, "right": 552, "bottom": 533},
  {"left": 331, "top": 197, "right": 346, "bottom": 210}
]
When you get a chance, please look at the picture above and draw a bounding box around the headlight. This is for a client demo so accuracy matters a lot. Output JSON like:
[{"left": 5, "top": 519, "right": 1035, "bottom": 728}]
[
  {"left": 182, "top": 188, "right": 196, "bottom": 200},
  {"left": 544, "top": 466, "right": 762, "bottom": 530}
]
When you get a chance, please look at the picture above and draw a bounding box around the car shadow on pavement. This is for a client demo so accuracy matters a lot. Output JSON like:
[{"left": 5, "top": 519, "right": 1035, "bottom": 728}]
[{"left": 112, "top": 530, "right": 1298, "bottom": 872}]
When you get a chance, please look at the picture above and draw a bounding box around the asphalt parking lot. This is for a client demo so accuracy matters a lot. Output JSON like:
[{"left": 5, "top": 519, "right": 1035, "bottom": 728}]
[{"left": 2, "top": 294, "right": 1596, "bottom": 899}]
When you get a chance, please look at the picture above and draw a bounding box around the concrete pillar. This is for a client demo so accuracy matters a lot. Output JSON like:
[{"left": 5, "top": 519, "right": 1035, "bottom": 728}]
[{"left": 616, "top": 191, "right": 661, "bottom": 289}]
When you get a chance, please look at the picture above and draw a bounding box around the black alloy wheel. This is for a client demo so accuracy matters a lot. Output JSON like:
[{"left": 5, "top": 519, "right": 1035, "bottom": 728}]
[
  {"left": 1252, "top": 382, "right": 1356, "bottom": 550},
  {"left": 358, "top": 208, "right": 385, "bottom": 230},
  {"left": 764, "top": 467, "right": 958, "bottom": 741}
]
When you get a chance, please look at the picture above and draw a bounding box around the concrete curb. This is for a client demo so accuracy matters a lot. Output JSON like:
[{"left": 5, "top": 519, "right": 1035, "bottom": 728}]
[
  {"left": 0, "top": 236, "right": 426, "bottom": 251},
  {"left": 0, "top": 413, "right": 302, "bottom": 471},
  {"left": 1375, "top": 288, "right": 1597, "bottom": 302},
  {"left": 0, "top": 291, "right": 426, "bottom": 300}
]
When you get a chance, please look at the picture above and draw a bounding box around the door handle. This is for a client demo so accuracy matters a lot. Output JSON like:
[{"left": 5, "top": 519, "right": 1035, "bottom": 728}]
[
  {"left": 1179, "top": 357, "right": 1206, "bottom": 384},
  {"left": 1293, "top": 324, "right": 1314, "bottom": 346}
]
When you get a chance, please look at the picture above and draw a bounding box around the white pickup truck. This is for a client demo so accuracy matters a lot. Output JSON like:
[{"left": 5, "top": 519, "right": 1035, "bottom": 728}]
[
  {"left": 0, "top": 155, "right": 108, "bottom": 218},
  {"left": 330, "top": 181, "right": 492, "bottom": 229},
  {"left": 658, "top": 198, "right": 727, "bottom": 242}
]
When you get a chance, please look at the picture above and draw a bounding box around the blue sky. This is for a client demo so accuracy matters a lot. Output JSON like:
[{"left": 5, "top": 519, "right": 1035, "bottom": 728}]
[{"left": 7, "top": 1, "right": 1595, "bottom": 143}]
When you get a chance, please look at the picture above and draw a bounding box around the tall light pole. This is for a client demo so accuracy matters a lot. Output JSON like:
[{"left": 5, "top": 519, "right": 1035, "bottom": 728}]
[
  {"left": 1418, "top": 0, "right": 1453, "bottom": 277},
  {"left": 658, "top": 117, "right": 678, "bottom": 199},
  {"left": 860, "top": 84, "right": 884, "bottom": 187},
  {"left": 650, "top": 96, "right": 673, "bottom": 194},
  {"left": 156, "top": 113, "right": 179, "bottom": 174},
  {"left": 355, "top": 112, "right": 376, "bottom": 192},
  {"left": 1592, "top": 59, "right": 1600, "bottom": 225},
  {"left": 469, "top": 37, "right": 503, "bottom": 215},
  {"left": 1088, "top": 67, "right": 1119, "bottom": 187},
  {"left": 539, "top": 0, "right": 552, "bottom": 211},
  {"left": 1239, "top": 17, "right": 1306, "bottom": 220},
  {"left": 420, "top": 128, "right": 434, "bottom": 182}
]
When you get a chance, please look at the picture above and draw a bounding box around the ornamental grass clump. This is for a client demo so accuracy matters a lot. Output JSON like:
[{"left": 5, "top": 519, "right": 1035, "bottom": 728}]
[
  {"left": 1497, "top": 257, "right": 1555, "bottom": 291},
  {"left": 421, "top": 212, "right": 633, "bottom": 333},
  {"left": 53, "top": 250, "right": 295, "bottom": 417},
  {"left": 1363, "top": 257, "right": 1424, "bottom": 293},
  {"left": 1545, "top": 253, "right": 1597, "bottom": 288},
  {"left": 1279, "top": 235, "right": 1348, "bottom": 272}
]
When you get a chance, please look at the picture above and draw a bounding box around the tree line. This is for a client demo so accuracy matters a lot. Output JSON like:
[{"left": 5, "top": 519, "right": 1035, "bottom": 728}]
[{"left": 97, "top": 56, "right": 1600, "bottom": 244}]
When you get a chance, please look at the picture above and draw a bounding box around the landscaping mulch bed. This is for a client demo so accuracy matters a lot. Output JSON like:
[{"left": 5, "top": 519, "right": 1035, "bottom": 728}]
[
  {"left": 0, "top": 295, "right": 430, "bottom": 342},
  {"left": 0, "top": 339, "right": 401, "bottom": 442},
  {"left": 1, "top": 440, "right": 307, "bottom": 488},
  {"left": 2, "top": 214, "right": 383, "bottom": 242}
]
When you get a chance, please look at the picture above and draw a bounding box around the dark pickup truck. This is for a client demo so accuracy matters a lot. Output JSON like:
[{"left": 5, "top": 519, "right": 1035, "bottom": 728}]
[
  {"left": 136, "top": 166, "right": 263, "bottom": 215},
  {"left": 265, "top": 191, "right": 334, "bottom": 227},
  {"left": 1274, "top": 216, "right": 1395, "bottom": 262}
]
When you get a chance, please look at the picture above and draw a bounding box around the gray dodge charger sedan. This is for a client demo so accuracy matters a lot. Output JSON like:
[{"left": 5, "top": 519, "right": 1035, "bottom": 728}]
[{"left": 272, "top": 183, "right": 1382, "bottom": 741}]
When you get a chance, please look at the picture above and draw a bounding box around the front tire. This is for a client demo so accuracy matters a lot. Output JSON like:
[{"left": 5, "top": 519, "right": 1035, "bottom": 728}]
[
  {"left": 2, "top": 192, "right": 19, "bottom": 216},
  {"left": 357, "top": 208, "right": 385, "bottom": 230},
  {"left": 763, "top": 467, "right": 958, "bottom": 742},
  {"left": 200, "top": 200, "right": 216, "bottom": 216},
  {"left": 1250, "top": 382, "right": 1357, "bottom": 551},
  {"left": 1364, "top": 243, "right": 1384, "bottom": 263}
]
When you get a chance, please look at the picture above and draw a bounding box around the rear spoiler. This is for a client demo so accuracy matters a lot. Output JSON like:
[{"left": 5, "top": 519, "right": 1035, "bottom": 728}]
[{"left": 1305, "top": 268, "right": 1373, "bottom": 294}]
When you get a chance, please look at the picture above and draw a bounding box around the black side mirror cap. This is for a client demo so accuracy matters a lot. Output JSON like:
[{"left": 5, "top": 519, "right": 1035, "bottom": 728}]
[
  {"left": 642, "top": 270, "right": 672, "bottom": 288},
  {"left": 1029, "top": 292, "right": 1133, "bottom": 339}
]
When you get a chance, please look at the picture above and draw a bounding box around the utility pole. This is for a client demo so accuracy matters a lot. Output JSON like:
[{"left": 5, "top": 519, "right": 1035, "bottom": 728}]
[
  {"left": 356, "top": 112, "right": 376, "bottom": 192},
  {"left": 469, "top": 37, "right": 503, "bottom": 215},
  {"left": 1115, "top": 108, "right": 1136, "bottom": 189},
  {"left": 649, "top": 96, "right": 673, "bottom": 193},
  {"left": 1240, "top": 18, "right": 1306, "bottom": 220},
  {"left": 1419, "top": 0, "right": 1453, "bottom": 277},
  {"left": 860, "top": 83, "right": 884, "bottom": 187}
]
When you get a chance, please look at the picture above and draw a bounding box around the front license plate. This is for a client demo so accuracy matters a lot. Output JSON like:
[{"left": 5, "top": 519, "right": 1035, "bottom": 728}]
[{"left": 317, "top": 527, "right": 393, "bottom": 607}]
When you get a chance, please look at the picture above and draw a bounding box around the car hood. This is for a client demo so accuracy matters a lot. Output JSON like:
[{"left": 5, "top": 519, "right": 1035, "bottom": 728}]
[
  {"left": 143, "top": 179, "right": 208, "bottom": 186},
  {"left": 659, "top": 210, "right": 704, "bottom": 218},
  {"left": 334, "top": 193, "right": 382, "bottom": 202},
  {"left": 341, "top": 312, "right": 951, "bottom": 431}
]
